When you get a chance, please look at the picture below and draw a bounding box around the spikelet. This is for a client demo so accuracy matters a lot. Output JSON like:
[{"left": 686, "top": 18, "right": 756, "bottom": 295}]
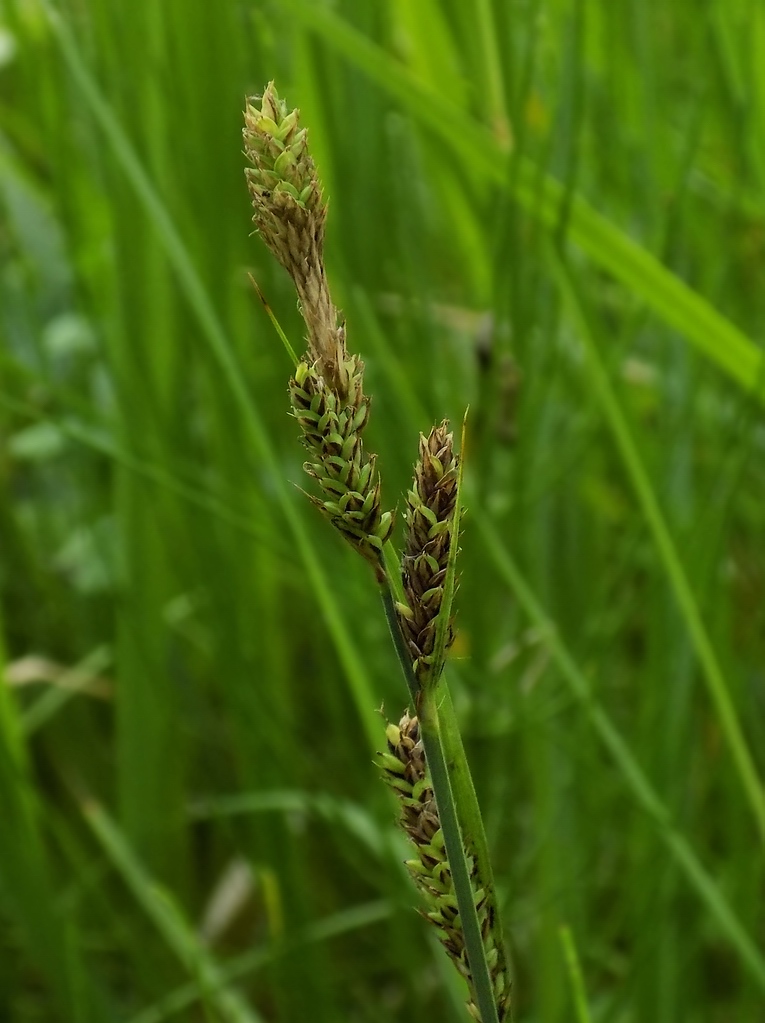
[
  {"left": 289, "top": 359, "right": 394, "bottom": 574},
  {"left": 396, "top": 422, "right": 460, "bottom": 682},
  {"left": 377, "top": 712, "right": 512, "bottom": 1021}
]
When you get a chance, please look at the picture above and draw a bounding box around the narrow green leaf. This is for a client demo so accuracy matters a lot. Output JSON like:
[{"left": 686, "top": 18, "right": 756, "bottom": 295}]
[
  {"left": 248, "top": 274, "right": 300, "bottom": 368},
  {"left": 477, "top": 519, "right": 765, "bottom": 990},
  {"left": 559, "top": 925, "right": 593, "bottom": 1023}
]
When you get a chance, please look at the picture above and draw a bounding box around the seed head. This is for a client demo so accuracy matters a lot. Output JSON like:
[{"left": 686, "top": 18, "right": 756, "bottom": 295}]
[
  {"left": 377, "top": 711, "right": 512, "bottom": 1021},
  {"left": 397, "top": 423, "right": 460, "bottom": 681},
  {"left": 289, "top": 359, "right": 394, "bottom": 574}
]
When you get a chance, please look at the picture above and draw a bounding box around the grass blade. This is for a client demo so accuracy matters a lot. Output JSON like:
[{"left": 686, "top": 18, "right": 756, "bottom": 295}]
[
  {"left": 550, "top": 249, "right": 765, "bottom": 848},
  {"left": 284, "top": 0, "right": 765, "bottom": 400},
  {"left": 477, "top": 520, "right": 765, "bottom": 991},
  {"left": 558, "top": 925, "right": 593, "bottom": 1023},
  {"left": 80, "top": 797, "right": 263, "bottom": 1023}
]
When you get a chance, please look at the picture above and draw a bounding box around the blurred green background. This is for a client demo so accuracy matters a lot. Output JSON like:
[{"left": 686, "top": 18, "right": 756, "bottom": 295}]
[{"left": 1, "top": 1, "right": 764, "bottom": 1021}]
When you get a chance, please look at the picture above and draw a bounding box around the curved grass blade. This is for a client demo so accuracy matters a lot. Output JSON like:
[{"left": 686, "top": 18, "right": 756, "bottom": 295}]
[
  {"left": 550, "top": 249, "right": 765, "bottom": 849},
  {"left": 283, "top": 0, "right": 765, "bottom": 402},
  {"left": 477, "top": 518, "right": 765, "bottom": 991}
]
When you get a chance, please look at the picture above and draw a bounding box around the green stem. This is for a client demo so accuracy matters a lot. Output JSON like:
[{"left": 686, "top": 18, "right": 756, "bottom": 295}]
[
  {"left": 435, "top": 681, "right": 510, "bottom": 1000},
  {"left": 419, "top": 692, "right": 501, "bottom": 1023},
  {"left": 381, "top": 586, "right": 501, "bottom": 1023},
  {"left": 380, "top": 583, "right": 418, "bottom": 705}
]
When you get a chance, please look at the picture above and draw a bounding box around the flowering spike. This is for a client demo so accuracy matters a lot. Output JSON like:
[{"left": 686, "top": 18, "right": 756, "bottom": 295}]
[
  {"left": 376, "top": 712, "right": 512, "bottom": 1021},
  {"left": 397, "top": 423, "right": 460, "bottom": 681}
]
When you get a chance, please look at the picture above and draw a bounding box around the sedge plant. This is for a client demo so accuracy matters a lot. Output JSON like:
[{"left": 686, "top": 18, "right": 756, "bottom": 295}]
[{"left": 243, "top": 82, "right": 512, "bottom": 1023}]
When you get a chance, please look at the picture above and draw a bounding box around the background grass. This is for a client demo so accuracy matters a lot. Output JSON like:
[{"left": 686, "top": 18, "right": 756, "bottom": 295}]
[{"left": 1, "top": 1, "right": 764, "bottom": 1021}]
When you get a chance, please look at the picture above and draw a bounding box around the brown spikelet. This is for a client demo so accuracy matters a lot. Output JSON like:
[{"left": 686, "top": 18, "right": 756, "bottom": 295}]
[
  {"left": 377, "top": 712, "right": 512, "bottom": 1021},
  {"left": 396, "top": 422, "right": 460, "bottom": 681}
]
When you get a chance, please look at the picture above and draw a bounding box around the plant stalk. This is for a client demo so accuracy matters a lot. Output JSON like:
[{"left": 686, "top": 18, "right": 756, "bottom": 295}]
[{"left": 382, "top": 585, "right": 504, "bottom": 1023}]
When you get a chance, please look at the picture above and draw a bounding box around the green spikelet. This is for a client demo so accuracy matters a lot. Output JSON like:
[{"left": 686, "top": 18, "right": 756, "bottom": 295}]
[
  {"left": 289, "top": 359, "right": 394, "bottom": 574},
  {"left": 378, "top": 711, "right": 512, "bottom": 1021}
]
